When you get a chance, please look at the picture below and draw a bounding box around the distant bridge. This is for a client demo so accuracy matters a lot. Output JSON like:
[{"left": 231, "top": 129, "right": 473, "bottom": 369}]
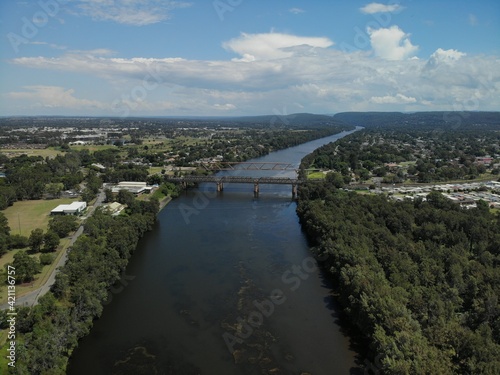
[
  {"left": 200, "top": 162, "right": 297, "bottom": 172},
  {"left": 164, "top": 174, "right": 304, "bottom": 197}
]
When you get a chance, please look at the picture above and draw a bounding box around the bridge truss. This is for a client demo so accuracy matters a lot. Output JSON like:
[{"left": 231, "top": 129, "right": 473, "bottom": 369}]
[{"left": 200, "top": 162, "right": 297, "bottom": 172}]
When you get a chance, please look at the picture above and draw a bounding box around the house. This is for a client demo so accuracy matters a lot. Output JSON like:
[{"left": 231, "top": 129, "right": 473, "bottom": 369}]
[
  {"left": 103, "top": 202, "right": 126, "bottom": 216},
  {"left": 475, "top": 157, "right": 493, "bottom": 166},
  {"left": 91, "top": 163, "right": 106, "bottom": 171},
  {"left": 51, "top": 201, "right": 87, "bottom": 215},
  {"left": 69, "top": 140, "right": 87, "bottom": 146}
]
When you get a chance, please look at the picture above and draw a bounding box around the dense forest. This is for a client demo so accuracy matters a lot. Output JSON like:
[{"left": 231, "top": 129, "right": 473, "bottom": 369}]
[
  {"left": 0, "top": 198, "right": 159, "bottom": 374},
  {"left": 297, "top": 114, "right": 500, "bottom": 374},
  {"left": 298, "top": 183, "right": 500, "bottom": 374}
]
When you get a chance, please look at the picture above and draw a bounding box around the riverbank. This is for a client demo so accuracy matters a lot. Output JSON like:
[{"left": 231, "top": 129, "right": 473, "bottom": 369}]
[
  {"left": 0, "top": 195, "right": 161, "bottom": 373},
  {"left": 158, "top": 196, "right": 172, "bottom": 211}
]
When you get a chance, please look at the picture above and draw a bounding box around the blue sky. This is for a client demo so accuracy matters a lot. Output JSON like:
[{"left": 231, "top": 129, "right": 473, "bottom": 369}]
[{"left": 0, "top": 0, "right": 499, "bottom": 116}]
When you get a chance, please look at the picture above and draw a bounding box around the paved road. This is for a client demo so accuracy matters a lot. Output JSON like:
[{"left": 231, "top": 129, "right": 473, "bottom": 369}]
[{"left": 0, "top": 190, "right": 106, "bottom": 310}]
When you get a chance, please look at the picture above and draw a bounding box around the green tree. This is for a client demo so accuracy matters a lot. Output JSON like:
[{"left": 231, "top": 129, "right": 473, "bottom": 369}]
[
  {"left": 325, "top": 172, "right": 345, "bottom": 189},
  {"left": 40, "top": 253, "right": 55, "bottom": 265},
  {"left": 117, "top": 189, "right": 135, "bottom": 207},
  {"left": 46, "top": 182, "right": 64, "bottom": 198},
  {"left": 104, "top": 188, "right": 114, "bottom": 203},
  {"left": 8, "top": 234, "right": 29, "bottom": 249},
  {"left": 0, "top": 185, "right": 17, "bottom": 209},
  {"left": 0, "top": 212, "right": 10, "bottom": 236},
  {"left": 28, "top": 228, "right": 44, "bottom": 253},
  {"left": 11, "top": 251, "right": 40, "bottom": 283},
  {"left": 43, "top": 231, "right": 60, "bottom": 252},
  {"left": 81, "top": 187, "right": 96, "bottom": 203},
  {"left": 0, "top": 212, "right": 10, "bottom": 256},
  {"left": 48, "top": 215, "right": 79, "bottom": 238}
]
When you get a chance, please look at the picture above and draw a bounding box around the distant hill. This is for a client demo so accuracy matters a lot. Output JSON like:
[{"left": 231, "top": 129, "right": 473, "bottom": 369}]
[
  {"left": 333, "top": 111, "right": 500, "bottom": 129},
  {"left": 225, "top": 113, "right": 345, "bottom": 127}
]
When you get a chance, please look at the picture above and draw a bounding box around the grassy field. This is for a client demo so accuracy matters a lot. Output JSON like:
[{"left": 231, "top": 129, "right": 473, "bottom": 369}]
[
  {"left": 0, "top": 147, "right": 62, "bottom": 158},
  {"left": 148, "top": 166, "right": 164, "bottom": 175},
  {"left": 3, "top": 198, "right": 79, "bottom": 236},
  {"left": 69, "top": 144, "right": 117, "bottom": 152},
  {"left": 307, "top": 171, "right": 326, "bottom": 179}
]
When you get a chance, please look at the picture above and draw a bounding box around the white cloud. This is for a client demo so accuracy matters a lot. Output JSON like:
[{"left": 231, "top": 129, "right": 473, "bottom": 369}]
[
  {"left": 223, "top": 32, "right": 334, "bottom": 61},
  {"left": 6, "top": 86, "right": 105, "bottom": 109},
  {"left": 289, "top": 8, "right": 305, "bottom": 15},
  {"left": 426, "top": 48, "right": 466, "bottom": 68},
  {"left": 213, "top": 103, "right": 236, "bottom": 111},
  {"left": 71, "top": 0, "right": 191, "bottom": 26},
  {"left": 29, "top": 41, "right": 67, "bottom": 50},
  {"left": 368, "top": 26, "right": 418, "bottom": 60},
  {"left": 370, "top": 93, "right": 417, "bottom": 104},
  {"left": 360, "top": 2, "right": 402, "bottom": 14},
  {"left": 6, "top": 32, "right": 500, "bottom": 115}
]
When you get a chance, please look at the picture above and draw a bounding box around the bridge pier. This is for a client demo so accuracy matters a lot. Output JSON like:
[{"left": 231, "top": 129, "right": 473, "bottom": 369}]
[
  {"left": 217, "top": 182, "right": 224, "bottom": 192},
  {"left": 292, "top": 184, "right": 297, "bottom": 199},
  {"left": 254, "top": 182, "right": 259, "bottom": 197}
]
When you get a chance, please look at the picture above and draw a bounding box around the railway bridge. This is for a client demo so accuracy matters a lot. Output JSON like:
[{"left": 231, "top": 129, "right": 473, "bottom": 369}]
[
  {"left": 164, "top": 162, "right": 320, "bottom": 197},
  {"left": 164, "top": 175, "right": 304, "bottom": 197}
]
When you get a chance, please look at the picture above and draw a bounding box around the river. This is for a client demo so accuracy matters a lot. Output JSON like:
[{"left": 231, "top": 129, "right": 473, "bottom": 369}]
[{"left": 67, "top": 128, "right": 361, "bottom": 375}]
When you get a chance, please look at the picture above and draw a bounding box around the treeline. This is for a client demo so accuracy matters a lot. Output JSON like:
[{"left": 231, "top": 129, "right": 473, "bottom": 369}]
[
  {"left": 0, "top": 199, "right": 159, "bottom": 374},
  {"left": 297, "top": 182, "right": 500, "bottom": 373}
]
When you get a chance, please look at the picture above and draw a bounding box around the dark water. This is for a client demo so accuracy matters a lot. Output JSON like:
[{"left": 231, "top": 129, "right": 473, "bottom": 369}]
[{"left": 67, "top": 128, "right": 361, "bottom": 375}]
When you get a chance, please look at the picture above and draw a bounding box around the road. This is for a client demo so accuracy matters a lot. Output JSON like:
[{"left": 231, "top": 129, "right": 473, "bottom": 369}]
[{"left": 0, "top": 190, "right": 106, "bottom": 310}]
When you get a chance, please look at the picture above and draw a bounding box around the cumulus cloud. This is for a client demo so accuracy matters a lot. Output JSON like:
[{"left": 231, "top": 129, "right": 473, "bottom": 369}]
[
  {"left": 427, "top": 48, "right": 466, "bottom": 67},
  {"left": 71, "top": 0, "right": 191, "bottom": 26},
  {"left": 360, "top": 2, "right": 402, "bottom": 14},
  {"left": 6, "top": 86, "right": 105, "bottom": 109},
  {"left": 368, "top": 26, "right": 418, "bottom": 60},
  {"left": 7, "top": 33, "right": 500, "bottom": 115},
  {"left": 223, "top": 32, "right": 334, "bottom": 61}
]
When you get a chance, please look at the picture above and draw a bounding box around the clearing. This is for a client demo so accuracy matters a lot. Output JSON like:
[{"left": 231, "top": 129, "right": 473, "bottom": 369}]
[{"left": 3, "top": 198, "right": 80, "bottom": 236}]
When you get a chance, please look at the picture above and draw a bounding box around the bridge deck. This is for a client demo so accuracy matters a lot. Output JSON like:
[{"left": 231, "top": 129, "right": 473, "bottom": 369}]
[{"left": 165, "top": 175, "right": 304, "bottom": 185}]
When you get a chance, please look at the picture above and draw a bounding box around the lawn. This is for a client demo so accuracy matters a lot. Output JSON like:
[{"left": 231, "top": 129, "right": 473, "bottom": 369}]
[
  {"left": 0, "top": 148, "right": 62, "bottom": 159},
  {"left": 3, "top": 198, "right": 79, "bottom": 236},
  {"left": 307, "top": 171, "right": 326, "bottom": 179},
  {"left": 148, "top": 166, "right": 164, "bottom": 175},
  {"left": 69, "top": 144, "right": 117, "bottom": 152}
]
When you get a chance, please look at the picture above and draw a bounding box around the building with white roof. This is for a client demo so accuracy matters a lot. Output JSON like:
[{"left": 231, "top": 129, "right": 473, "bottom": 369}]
[{"left": 51, "top": 201, "right": 87, "bottom": 215}]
